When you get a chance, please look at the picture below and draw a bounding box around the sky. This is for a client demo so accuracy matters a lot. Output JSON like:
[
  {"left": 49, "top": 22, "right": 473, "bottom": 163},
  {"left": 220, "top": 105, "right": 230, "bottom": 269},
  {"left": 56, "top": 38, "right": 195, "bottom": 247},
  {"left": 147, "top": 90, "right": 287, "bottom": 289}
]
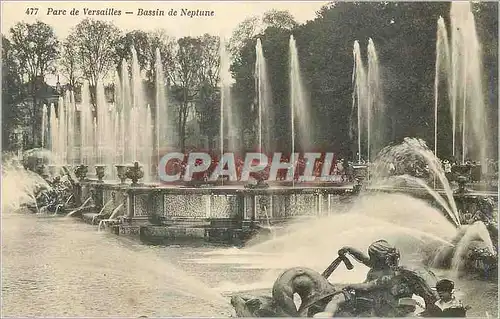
[{"left": 1, "top": 1, "right": 329, "bottom": 39}]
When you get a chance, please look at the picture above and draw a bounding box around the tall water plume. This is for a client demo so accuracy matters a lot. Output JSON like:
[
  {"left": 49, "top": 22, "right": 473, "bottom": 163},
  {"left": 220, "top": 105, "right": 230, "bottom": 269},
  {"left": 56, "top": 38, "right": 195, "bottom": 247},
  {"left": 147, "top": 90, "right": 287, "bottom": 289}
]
[
  {"left": 352, "top": 40, "right": 367, "bottom": 163},
  {"left": 446, "top": 2, "right": 490, "bottom": 170},
  {"left": 49, "top": 103, "right": 58, "bottom": 164},
  {"left": 41, "top": 104, "right": 48, "bottom": 149},
  {"left": 434, "top": 17, "right": 452, "bottom": 159},
  {"left": 39, "top": 47, "right": 166, "bottom": 182},
  {"left": 220, "top": 41, "right": 239, "bottom": 153},
  {"left": 65, "top": 90, "right": 76, "bottom": 165},
  {"left": 57, "top": 97, "right": 67, "bottom": 165},
  {"left": 366, "top": 38, "right": 385, "bottom": 161},
  {"left": 351, "top": 39, "right": 385, "bottom": 163},
  {"left": 289, "top": 35, "right": 312, "bottom": 153},
  {"left": 80, "top": 81, "right": 95, "bottom": 166},
  {"left": 128, "top": 46, "right": 153, "bottom": 180},
  {"left": 155, "top": 48, "right": 169, "bottom": 162},
  {"left": 255, "top": 39, "right": 273, "bottom": 153},
  {"left": 95, "top": 81, "right": 116, "bottom": 177}
]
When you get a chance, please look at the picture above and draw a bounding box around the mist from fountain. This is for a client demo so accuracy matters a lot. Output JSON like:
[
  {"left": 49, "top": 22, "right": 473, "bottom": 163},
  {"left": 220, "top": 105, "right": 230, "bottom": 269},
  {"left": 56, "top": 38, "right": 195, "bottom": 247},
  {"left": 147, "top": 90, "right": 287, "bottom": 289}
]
[
  {"left": 255, "top": 39, "right": 273, "bottom": 153},
  {"left": 190, "top": 193, "right": 457, "bottom": 288},
  {"left": 1, "top": 156, "right": 51, "bottom": 213},
  {"left": 434, "top": 2, "right": 490, "bottom": 171},
  {"left": 373, "top": 174, "right": 458, "bottom": 227},
  {"left": 289, "top": 35, "right": 312, "bottom": 153}
]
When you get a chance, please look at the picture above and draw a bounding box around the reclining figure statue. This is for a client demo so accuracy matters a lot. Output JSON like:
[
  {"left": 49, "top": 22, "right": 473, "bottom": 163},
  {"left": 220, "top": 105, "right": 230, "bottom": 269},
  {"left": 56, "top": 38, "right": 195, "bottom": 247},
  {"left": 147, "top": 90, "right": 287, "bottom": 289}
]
[{"left": 231, "top": 240, "right": 469, "bottom": 317}]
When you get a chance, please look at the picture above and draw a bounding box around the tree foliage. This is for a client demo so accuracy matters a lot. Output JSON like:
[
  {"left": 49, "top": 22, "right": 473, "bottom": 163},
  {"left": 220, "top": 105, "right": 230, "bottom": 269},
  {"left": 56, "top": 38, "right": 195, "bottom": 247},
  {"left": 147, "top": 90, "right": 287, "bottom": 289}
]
[
  {"left": 59, "top": 33, "right": 82, "bottom": 90},
  {"left": 8, "top": 21, "right": 59, "bottom": 147},
  {"left": 2, "top": 36, "right": 26, "bottom": 149},
  {"left": 69, "top": 19, "right": 121, "bottom": 89},
  {"left": 9, "top": 21, "right": 60, "bottom": 83}
]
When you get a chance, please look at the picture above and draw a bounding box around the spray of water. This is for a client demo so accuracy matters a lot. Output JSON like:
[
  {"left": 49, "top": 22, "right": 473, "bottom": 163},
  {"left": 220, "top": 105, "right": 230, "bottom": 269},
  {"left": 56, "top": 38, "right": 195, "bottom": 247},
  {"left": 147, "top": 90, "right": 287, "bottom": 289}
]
[
  {"left": 450, "top": 221, "right": 496, "bottom": 274},
  {"left": 1, "top": 156, "right": 51, "bottom": 213},
  {"left": 434, "top": 17, "right": 452, "bottom": 158},
  {"left": 190, "top": 193, "right": 455, "bottom": 291},
  {"left": 438, "top": 2, "right": 491, "bottom": 170},
  {"left": 66, "top": 197, "right": 92, "bottom": 217},
  {"left": 351, "top": 39, "right": 385, "bottom": 162},
  {"left": 289, "top": 35, "right": 312, "bottom": 152},
  {"left": 352, "top": 41, "right": 367, "bottom": 163},
  {"left": 255, "top": 39, "right": 273, "bottom": 153},
  {"left": 220, "top": 41, "right": 239, "bottom": 153},
  {"left": 371, "top": 137, "right": 460, "bottom": 226}
]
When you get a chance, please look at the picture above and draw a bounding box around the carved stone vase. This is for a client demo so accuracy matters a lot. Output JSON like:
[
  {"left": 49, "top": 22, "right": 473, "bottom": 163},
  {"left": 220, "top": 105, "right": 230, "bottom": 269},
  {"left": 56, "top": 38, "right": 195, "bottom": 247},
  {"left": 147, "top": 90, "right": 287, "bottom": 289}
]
[
  {"left": 95, "top": 165, "right": 106, "bottom": 182},
  {"left": 115, "top": 164, "right": 128, "bottom": 184},
  {"left": 126, "top": 161, "right": 144, "bottom": 186},
  {"left": 74, "top": 164, "right": 89, "bottom": 181}
]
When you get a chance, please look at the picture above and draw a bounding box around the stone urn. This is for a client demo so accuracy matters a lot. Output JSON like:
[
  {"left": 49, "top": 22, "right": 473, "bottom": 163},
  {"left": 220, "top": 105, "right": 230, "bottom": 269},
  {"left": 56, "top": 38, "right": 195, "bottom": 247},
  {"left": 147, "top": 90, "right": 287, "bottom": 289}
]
[
  {"left": 126, "top": 161, "right": 144, "bottom": 186},
  {"left": 352, "top": 164, "right": 368, "bottom": 183},
  {"left": 74, "top": 164, "right": 88, "bottom": 181},
  {"left": 455, "top": 175, "right": 469, "bottom": 194},
  {"left": 95, "top": 165, "right": 106, "bottom": 182},
  {"left": 115, "top": 164, "right": 128, "bottom": 184}
]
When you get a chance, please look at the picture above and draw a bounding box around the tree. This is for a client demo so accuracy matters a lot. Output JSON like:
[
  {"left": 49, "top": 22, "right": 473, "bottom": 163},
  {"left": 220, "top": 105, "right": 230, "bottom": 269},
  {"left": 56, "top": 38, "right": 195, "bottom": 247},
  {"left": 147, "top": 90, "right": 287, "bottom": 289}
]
[
  {"left": 60, "top": 33, "right": 83, "bottom": 90},
  {"left": 229, "top": 11, "right": 300, "bottom": 151},
  {"left": 70, "top": 19, "right": 121, "bottom": 104},
  {"left": 228, "top": 16, "right": 261, "bottom": 58},
  {"left": 167, "top": 37, "right": 204, "bottom": 152},
  {"left": 228, "top": 10, "right": 298, "bottom": 58},
  {"left": 9, "top": 21, "right": 59, "bottom": 146},
  {"left": 262, "top": 9, "right": 299, "bottom": 30},
  {"left": 195, "top": 34, "right": 221, "bottom": 148},
  {"left": 114, "top": 29, "right": 175, "bottom": 88},
  {"left": 2, "top": 35, "right": 26, "bottom": 150},
  {"left": 114, "top": 30, "right": 150, "bottom": 77},
  {"left": 146, "top": 29, "right": 176, "bottom": 84}
]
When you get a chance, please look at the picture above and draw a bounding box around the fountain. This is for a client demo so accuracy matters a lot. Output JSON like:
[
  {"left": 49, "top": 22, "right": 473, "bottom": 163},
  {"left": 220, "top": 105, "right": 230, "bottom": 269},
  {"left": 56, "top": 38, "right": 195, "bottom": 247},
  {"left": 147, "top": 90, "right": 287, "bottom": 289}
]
[
  {"left": 255, "top": 39, "right": 273, "bottom": 154},
  {"left": 289, "top": 35, "right": 312, "bottom": 154},
  {"left": 220, "top": 41, "right": 239, "bottom": 153},
  {"left": 352, "top": 40, "right": 367, "bottom": 164},
  {"left": 351, "top": 38, "right": 385, "bottom": 163},
  {"left": 368, "top": 137, "right": 497, "bottom": 277},
  {"left": 2, "top": 6, "right": 498, "bottom": 316},
  {"left": 434, "top": 2, "right": 491, "bottom": 173},
  {"left": 16, "top": 9, "right": 496, "bottom": 278}
]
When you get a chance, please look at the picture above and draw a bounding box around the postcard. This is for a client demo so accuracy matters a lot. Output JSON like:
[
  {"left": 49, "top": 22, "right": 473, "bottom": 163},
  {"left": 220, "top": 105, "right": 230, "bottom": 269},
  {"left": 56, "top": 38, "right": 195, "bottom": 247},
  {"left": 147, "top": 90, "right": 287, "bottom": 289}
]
[{"left": 1, "top": 1, "right": 498, "bottom": 318}]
